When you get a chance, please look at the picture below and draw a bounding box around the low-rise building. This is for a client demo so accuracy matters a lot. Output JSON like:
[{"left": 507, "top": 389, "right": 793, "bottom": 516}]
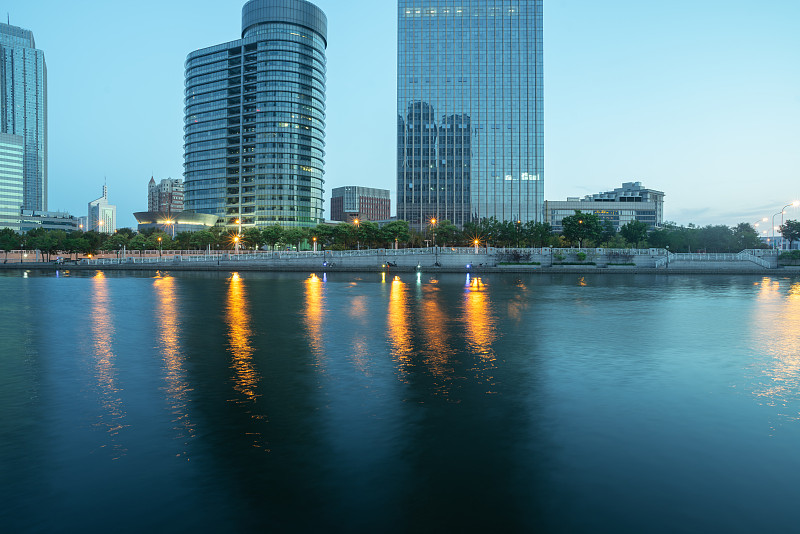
[
  {"left": 134, "top": 211, "right": 218, "bottom": 235},
  {"left": 18, "top": 210, "right": 79, "bottom": 233},
  {"left": 331, "top": 186, "right": 391, "bottom": 222},
  {"left": 546, "top": 182, "right": 664, "bottom": 233}
]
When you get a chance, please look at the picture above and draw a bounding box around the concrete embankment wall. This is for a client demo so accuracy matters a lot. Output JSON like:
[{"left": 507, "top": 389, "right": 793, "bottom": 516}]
[{"left": 0, "top": 247, "right": 787, "bottom": 275}]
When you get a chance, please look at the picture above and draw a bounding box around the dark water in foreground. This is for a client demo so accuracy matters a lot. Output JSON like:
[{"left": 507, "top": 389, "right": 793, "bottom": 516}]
[{"left": 1, "top": 270, "right": 800, "bottom": 533}]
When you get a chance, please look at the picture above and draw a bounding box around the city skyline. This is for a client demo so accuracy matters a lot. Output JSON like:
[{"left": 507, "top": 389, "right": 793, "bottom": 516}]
[{"left": 3, "top": 0, "right": 799, "bottom": 228}]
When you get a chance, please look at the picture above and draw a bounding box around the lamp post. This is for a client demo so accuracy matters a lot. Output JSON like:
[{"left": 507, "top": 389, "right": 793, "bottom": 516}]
[
  {"left": 234, "top": 235, "right": 240, "bottom": 255},
  {"left": 353, "top": 218, "right": 360, "bottom": 250},
  {"left": 430, "top": 217, "right": 437, "bottom": 247},
  {"left": 313, "top": 236, "right": 317, "bottom": 253},
  {"left": 772, "top": 212, "right": 783, "bottom": 250},
  {"left": 474, "top": 239, "right": 479, "bottom": 254},
  {"left": 157, "top": 236, "right": 162, "bottom": 258}
]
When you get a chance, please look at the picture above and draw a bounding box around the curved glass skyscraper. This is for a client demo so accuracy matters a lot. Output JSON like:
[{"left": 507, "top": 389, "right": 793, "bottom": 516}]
[
  {"left": 184, "top": 0, "right": 327, "bottom": 229},
  {"left": 397, "top": 1, "right": 544, "bottom": 228}
]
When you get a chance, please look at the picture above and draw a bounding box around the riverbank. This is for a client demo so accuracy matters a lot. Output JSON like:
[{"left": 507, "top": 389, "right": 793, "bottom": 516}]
[{"left": 0, "top": 247, "right": 788, "bottom": 275}]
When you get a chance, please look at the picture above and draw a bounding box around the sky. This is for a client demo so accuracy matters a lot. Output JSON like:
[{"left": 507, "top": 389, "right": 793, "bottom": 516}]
[{"left": 6, "top": 0, "right": 800, "bottom": 229}]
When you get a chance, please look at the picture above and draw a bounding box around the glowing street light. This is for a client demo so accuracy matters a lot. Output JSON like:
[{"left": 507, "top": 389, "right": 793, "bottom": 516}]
[
  {"left": 157, "top": 236, "right": 162, "bottom": 257},
  {"left": 474, "top": 239, "right": 479, "bottom": 254},
  {"left": 312, "top": 236, "right": 317, "bottom": 252},
  {"left": 430, "top": 217, "right": 437, "bottom": 246},
  {"left": 353, "top": 218, "right": 360, "bottom": 250},
  {"left": 234, "top": 235, "right": 240, "bottom": 255}
]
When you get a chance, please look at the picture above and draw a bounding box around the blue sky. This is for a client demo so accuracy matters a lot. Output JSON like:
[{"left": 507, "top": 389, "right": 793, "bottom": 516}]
[{"left": 7, "top": 0, "right": 800, "bottom": 229}]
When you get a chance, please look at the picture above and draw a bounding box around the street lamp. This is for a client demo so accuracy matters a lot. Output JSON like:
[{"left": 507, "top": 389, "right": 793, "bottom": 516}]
[
  {"left": 234, "top": 235, "right": 240, "bottom": 255},
  {"left": 157, "top": 236, "right": 162, "bottom": 257},
  {"left": 312, "top": 236, "right": 317, "bottom": 253},
  {"left": 430, "top": 218, "right": 437, "bottom": 247},
  {"left": 353, "top": 218, "right": 360, "bottom": 250},
  {"left": 165, "top": 219, "right": 175, "bottom": 238},
  {"left": 474, "top": 239, "right": 479, "bottom": 254}
]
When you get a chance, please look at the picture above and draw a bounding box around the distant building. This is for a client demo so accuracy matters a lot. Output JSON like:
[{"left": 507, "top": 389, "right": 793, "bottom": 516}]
[
  {"left": 18, "top": 210, "right": 78, "bottom": 233},
  {"left": 148, "top": 177, "right": 184, "bottom": 215},
  {"left": 77, "top": 215, "right": 88, "bottom": 232},
  {"left": 0, "top": 132, "right": 24, "bottom": 231},
  {"left": 134, "top": 211, "right": 218, "bottom": 235},
  {"left": 0, "top": 23, "right": 47, "bottom": 211},
  {"left": 331, "top": 186, "right": 390, "bottom": 222},
  {"left": 546, "top": 182, "right": 665, "bottom": 233},
  {"left": 88, "top": 185, "right": 116, "bottom": 234}
]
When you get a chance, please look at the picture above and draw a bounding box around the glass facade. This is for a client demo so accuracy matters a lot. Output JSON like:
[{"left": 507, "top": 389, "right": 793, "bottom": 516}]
[
  {"left": 0, "top": 24, "right": 47, "bottom": 212},
  {"left": 184, "top": 0, "right": 327, "bottom": 229},
  {"left": 397, "top": 1, "right": 543, "bottom": 228},
  {"left": 0, "top": 132, "right": 23, "bottom": 230}
]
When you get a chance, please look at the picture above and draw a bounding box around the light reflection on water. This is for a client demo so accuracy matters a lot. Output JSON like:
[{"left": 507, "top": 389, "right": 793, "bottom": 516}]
[
  {"left": 153, "top": 274, "right": 195, "bottom": 451},
  {"left": 388, "top": 276, "right": 413, "bottom": 376},
  {"left": 304, "top": 273, "right": 326, "bottom": 365},
  {"left": 89, "top": 271, "right": 127, "bottom": 459},
  {"left": 6, "top": 271, "right": 800, "bottom": 533},
  {"left": 226, "top": 273, "right": 259, "bottom": 402},
  {"left": 751, "top": 278, "right": 800, "bottom": 421}
]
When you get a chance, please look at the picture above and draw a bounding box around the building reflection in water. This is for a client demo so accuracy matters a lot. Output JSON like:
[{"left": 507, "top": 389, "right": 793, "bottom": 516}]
[
  {"left": 153, "top": 274, "right": 195, "bottom": 450},
  {"left": 388, "top": 276, "right": 414, "bottom": 377},
  {"left": 751, "top": 278, "right": 800, "bottom": 421},
  {"left": 89, "top": 271, "right": 127, "bottom": 459},
  {"left": 226, "top": 273, "right": 260, "bottom": 403},
  {"left": 304, "top": 274, "right": 326, "bottom": 365}
]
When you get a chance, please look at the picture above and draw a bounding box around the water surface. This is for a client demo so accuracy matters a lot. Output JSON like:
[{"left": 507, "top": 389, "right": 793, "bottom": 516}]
[{"left": 1, "top": 270, "right": 799, "bottom": 533}]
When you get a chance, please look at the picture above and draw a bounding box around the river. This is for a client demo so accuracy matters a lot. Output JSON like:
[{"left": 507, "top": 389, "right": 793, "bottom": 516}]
[{"left": 1, "top": 270, "right": 799, "bottom": 532}]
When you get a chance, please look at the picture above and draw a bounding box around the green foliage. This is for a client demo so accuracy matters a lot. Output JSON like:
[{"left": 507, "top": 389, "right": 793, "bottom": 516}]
[
  {"left": 561, "top": 211, "right": 602, "bottom": 247},
  {"left": 779, "top": 220, "right": 800, "bottom": 248},
  {"left": 381, "top": 220, "right": 411, "bottom": 247},
  {"left": 261, "top": 225, "right": 284, "bottom": 249},
  {"left": 576, "top": 252, "right": 587, "bottom": 262},
  {"left": 620, "top": 220, "right": 649, "bottom": 246},
  {"left": 778, "top": 250, "right": 800, "bottom": 261},
  {"left": 0, "top": 227, "right": 20, "bottom": 259}
]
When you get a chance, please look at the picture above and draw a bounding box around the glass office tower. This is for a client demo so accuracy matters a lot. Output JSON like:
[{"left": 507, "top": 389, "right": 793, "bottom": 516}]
[
  {"left": 0, "top": 23, "right": 47, "bottom": 212},
  {"left": 397, "top": 1, "right": 543, "bottom": 228},
  {"left": 184, "top": 0, "right": 327, "bottom": 229},
  {"left": 0, "top": 132, "right": 23, "bottom": 230}
]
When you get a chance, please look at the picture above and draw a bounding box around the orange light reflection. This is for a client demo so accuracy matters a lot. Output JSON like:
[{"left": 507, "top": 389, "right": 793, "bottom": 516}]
[
  {"left": 154, "top": 275, "right": 195, "bottom": 449},
  {"left": 90, "top": 271, "right": 127, "bottom": 458},
  {"left": 226, "top": 273, "right": 260, "bottom": 402}
]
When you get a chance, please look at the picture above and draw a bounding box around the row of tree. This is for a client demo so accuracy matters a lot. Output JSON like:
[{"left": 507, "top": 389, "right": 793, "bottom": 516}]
[{"left": 2, "top": 214, "right": 798, "bottom": 260}]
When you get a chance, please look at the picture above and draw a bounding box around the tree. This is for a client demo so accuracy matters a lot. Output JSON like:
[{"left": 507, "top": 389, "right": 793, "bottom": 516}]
[
  {"left": 521, "top": 221, "right": 552, "bottom": 248},
  {"left": 599, "top": 220, "right": 617, "bottom": 247},
  {"left": 0, "top": 227, "right": 20, "bottom": 262},
  {"left": 261, "top": 225, "right": 284, "bottom": 250},
  {"left": 381, "top": 220, "right": 411, "bottom": 248},
  {"left": 242, "top": 228, "right": 264, "bottom": 250},
  {"left": 190, "top": 230, "right": 216, "bottom": 251},
  {"left": 283, "top": 227, "right": 306, "bottom": 251},
  {"left": 620, "top": 220, "right": 649, "bottom": 247},
  {"left": 434, "top": 220, "right": 459, "bottom": 246},
  {"left": 732, "top": 223, "right": 762, "bottom": 251},
  {"left": 780, "top": 220, "right": 800, "bottom": 249},
  {"left": 561, "top": 211, "right": 602, "bottom": 248}
]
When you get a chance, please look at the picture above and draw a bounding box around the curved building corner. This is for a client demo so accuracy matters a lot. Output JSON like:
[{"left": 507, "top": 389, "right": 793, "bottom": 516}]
[{"left": 184, "top": 0, "right": 327, "bottom": 231}]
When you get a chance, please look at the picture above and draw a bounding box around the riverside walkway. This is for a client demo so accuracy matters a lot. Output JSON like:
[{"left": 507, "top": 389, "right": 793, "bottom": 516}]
[{"left": 0, "top": 248, "right": 789, "bottom": 274}]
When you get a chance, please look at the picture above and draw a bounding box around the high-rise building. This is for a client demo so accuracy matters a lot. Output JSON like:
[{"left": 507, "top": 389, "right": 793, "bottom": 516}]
[
  {"left": 88, "top": 185, "right": 116, "bottom": 234},
  {"left": 148, "top": 177, "right": 185, "bottom": 215},
  {"left": 0, "top": 132, "right": 23, "bottom": 230},
  {"left": 330, "top": 186, "right": 391, "bottom": 222},
  {"left": 184, "top": 0, "right": 327, "bottom": 230},
  {"left": 0, "top": 23, "right": 47, "bottom": 212},
  {"left": 397, "top": 1, "right": 544, "bottom": 229}
]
